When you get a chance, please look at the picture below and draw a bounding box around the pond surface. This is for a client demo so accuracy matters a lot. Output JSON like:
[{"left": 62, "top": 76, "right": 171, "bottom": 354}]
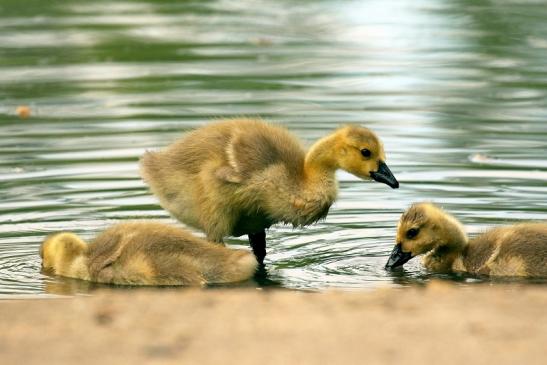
[{"left": 1, "top": 0, "right": 546, "bottom": 296}]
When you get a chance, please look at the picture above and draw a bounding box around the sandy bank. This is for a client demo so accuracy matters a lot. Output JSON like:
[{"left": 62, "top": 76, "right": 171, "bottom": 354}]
[{"left": 1, "top": 282, "right": 546, "bottom": 365}]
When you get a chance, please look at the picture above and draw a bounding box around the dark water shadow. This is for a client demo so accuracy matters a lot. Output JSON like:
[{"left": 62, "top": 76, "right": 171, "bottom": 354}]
[{"left": 385, "top": 266, "right": 547, "bottom": 287}]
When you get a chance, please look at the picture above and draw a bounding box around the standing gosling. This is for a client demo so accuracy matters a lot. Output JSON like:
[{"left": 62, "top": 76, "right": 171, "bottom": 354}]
[
  {"left": 385, "top": 202, "right": 547, "bottom": 277},
  {"left": 40, "top": 222, "right": 258, "bottom": 286},
  {"left": 140, "top": 118, "right": 399, "bottom": 264}
]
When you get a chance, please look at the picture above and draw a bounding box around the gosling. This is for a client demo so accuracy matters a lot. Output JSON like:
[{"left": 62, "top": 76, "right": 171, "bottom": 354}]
[
  {"left": 140, "top": 118, "right": 399, "bottom": 264},
  {"left": 40, "top": 222, "right": 258, "bottom": 286},
  {"left": 385, "top": 202, "right": 547, "bottom": 277}
]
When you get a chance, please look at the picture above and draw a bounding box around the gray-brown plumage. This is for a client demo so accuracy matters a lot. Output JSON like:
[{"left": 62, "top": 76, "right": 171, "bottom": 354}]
[
  {"left": 386, "top": 202, "right": 547, "bottom": 277},
  {"left": 140, "top": 118, "right": 399, "bottom": 263},
  {"left": 40, "top": 222, "right": 258, "bottom": 286}
]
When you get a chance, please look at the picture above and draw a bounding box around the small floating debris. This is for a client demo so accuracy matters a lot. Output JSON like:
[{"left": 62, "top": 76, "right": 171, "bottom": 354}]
[
  {"left": 249, "top": 37, "right": 273, "bottom": 46},
  {"left": 469, "top": 153, "right": 498, "bottom": 164},
  {"left": 469, "top": 153, "right": 547, "bottom": 169},
  {"left": 16, "top": 105, "right": 31, "bottom": 119}
]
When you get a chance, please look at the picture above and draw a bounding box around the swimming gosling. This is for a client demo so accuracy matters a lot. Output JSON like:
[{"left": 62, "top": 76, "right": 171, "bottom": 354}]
[
  {"left": 385, "top": 202, "right": 547, "bottom": 277},
  {"left": 40, "top": 222, "right": 258, "bottom": 286},
  {"left": 140, "top": 118, "right": 399, "bottom": 264}
]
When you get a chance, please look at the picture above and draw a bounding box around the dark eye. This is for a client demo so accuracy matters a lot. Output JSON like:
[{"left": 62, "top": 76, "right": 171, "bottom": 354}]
[
  {"left": 360, "top": 149, "right": 371, "bottom": 158},
  {"left": 406, "top": 228, "right": 419, "bottom": 239}
]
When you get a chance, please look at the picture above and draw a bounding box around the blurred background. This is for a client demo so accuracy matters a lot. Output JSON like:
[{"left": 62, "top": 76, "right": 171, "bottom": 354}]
[{"left": 0, "top": 0, "right": 546, "bottom": 296}]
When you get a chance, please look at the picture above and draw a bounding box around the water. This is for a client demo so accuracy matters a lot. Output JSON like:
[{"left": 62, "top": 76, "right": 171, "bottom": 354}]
[{"left": 1, "top": 0, "right": 546, "bottom": 296}]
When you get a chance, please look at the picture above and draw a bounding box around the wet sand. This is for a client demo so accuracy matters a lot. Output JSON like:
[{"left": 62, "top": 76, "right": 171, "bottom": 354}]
[{"left": 1, "top": 282, "right": 546, "bottom": 365}]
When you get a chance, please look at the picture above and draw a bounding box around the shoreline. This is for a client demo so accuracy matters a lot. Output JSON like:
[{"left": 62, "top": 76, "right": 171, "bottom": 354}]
[{"left": 1, "top": 281, "right": 546, "bottom": 364}]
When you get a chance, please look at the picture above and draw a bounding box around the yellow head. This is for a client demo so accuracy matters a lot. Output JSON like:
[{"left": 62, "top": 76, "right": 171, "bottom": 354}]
[
  {"left": 40, "top": 232, "right": 87, "bottom": 274},
  {"left": 385, "top": 203, "right": 467, "bottom": 269},
  {"left": 333, "top": 125, "right": 398, "bottom": 188}
]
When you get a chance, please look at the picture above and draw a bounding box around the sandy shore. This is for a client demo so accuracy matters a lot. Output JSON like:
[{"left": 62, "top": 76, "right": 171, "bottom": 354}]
[{"left": 1, "top": 282, "right": 546, "bottom": 365}]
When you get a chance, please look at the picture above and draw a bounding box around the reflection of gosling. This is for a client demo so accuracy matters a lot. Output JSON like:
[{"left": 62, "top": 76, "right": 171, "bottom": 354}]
[
  {"left": 140, "top": 118, "right": 399, "bottom": 264},
  {"left": 386, "top": 202, "right": 547, "bottom": 277},
  {"left": 40, "top": 222, "right": 258, "bottom": 286}
]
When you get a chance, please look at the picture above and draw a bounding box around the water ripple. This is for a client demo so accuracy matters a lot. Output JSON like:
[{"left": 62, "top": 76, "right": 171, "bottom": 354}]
[{"left": 1, "top": 0, "right": 546, "bottom": 295}]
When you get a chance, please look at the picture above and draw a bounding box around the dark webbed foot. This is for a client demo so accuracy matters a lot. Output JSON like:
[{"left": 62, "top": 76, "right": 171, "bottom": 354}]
[{"left": 249, "top": 231, "right": 266, "bottom": 265}]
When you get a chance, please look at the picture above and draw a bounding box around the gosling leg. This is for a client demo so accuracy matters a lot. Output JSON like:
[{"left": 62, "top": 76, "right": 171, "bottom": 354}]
[{"left": 249, "top": 231, "right": 266, "bottom": 265}]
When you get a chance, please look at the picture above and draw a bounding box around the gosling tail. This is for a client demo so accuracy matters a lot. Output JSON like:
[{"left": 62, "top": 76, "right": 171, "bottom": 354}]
[{"left": 216, "top": 250, "right": 258, "bottom": 284}]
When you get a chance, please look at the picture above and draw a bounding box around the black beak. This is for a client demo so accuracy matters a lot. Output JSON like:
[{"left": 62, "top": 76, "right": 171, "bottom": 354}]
[
  {"left": 385, "top": 244, "right": 413, "bottom": 270},
  {"left": 370, "top": 161, "right": 399, "bottom": 189}
]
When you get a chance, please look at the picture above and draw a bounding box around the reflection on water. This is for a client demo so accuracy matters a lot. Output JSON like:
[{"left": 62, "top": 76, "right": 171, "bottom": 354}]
[{"left": 0, "top": 0, "right": 546, "bottom": 296}]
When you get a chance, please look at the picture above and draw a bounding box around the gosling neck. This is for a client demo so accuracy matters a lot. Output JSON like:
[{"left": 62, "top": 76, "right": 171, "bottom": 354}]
[
  {"left": 427, "top": 214, "right": 469, "bottom": 270},
  {"left": 303, "top": 134, "right": 339, "bottom": 183},
  {"left": 438, "top": 213, "right": 469, "bottom": 253}
]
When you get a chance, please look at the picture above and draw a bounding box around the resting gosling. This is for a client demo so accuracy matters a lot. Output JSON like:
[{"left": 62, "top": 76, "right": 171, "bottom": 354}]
[
  {"left": 385, "top": 202, "right": 547, "bottom": 277},
  {"left": 40, "top": 222, "right": 258, "bottom": 286},
  {"left": 140, "top": 118, "right": 399, "bottom": 264}
]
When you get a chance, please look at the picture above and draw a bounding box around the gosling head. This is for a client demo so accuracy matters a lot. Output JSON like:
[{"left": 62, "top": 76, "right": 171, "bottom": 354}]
[
  {"left": 335, "top": 125, "right": 399, "bottom": 189},
  {"left": 40, "top": 232, "right": 86, "bottom": 273},
  {"left": 385, "top": 203, "right": 466, "bottom": 269}
]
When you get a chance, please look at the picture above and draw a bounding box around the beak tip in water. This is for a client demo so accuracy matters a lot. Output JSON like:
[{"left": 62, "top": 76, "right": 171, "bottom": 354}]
[{"left": 385, "top": 244, "right": 412, "bottom": 270}]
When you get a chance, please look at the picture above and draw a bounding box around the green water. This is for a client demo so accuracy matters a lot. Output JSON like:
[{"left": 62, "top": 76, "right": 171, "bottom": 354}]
[{"left": 1, "top": 0, "right": 546, "bottom": 295}]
